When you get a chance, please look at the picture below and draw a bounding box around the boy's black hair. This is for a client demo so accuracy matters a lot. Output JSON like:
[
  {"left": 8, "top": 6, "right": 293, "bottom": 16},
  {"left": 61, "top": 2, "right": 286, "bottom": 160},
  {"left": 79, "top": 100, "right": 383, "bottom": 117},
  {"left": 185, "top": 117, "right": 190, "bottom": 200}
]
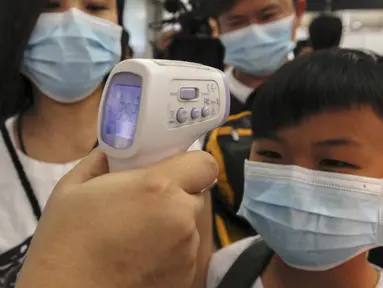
[
  {"left": 309, "top": 14, "right": 343, "bottom": 50},
  {"left": 251, "top": 49, "right": 383, "bottom": 139}
]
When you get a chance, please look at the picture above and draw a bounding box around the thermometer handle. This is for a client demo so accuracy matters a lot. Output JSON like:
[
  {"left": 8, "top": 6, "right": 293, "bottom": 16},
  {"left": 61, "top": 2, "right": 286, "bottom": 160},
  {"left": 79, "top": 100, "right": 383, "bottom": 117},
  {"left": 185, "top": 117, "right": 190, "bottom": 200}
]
[
  {"left": 107, "top": 157, "right": 138, "bottom": 172},
  {"left": 107, "top": 142, "right": 194, "bottom": 172}
]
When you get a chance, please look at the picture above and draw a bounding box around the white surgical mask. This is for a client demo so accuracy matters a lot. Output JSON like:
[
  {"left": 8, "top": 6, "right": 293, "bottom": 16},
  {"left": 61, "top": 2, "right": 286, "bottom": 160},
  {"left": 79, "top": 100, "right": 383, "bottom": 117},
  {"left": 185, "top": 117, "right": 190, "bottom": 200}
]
[
  {"left": 22, "top": 8, "right": 122, "bottom": 103},
  {"left": 220, "top": 15, "right": 296, "bottom": 76},
  {"left": 239, "top": 160, "right": 383, "bottom": 271}
]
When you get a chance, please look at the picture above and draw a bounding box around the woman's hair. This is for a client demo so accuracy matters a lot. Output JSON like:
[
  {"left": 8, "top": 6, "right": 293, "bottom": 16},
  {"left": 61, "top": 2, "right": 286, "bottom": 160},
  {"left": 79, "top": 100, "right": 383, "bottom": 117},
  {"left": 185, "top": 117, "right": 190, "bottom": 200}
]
[
  {"left": 0, "top": 0, "right": 45, "bottom": 120},
  {"left": 0, "top": 0, "right": 126, "bottom": 120},
  {"left": 251, "top": 49, "right": 383, "bottom": 138}
]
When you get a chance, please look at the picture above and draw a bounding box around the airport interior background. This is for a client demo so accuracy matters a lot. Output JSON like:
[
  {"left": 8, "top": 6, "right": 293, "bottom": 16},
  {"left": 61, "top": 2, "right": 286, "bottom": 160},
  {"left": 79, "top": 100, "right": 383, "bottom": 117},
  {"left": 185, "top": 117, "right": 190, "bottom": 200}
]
[{"left": 126, "top": 0, "right": 383, "bottom": 58}]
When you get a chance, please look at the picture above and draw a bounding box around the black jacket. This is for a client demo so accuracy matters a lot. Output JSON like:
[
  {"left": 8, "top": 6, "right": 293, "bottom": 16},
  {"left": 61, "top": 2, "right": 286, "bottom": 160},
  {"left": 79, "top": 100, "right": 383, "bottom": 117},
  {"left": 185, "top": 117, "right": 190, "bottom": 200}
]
[{"left": 229, "top": 90, "right": 257, "bottom": 115}]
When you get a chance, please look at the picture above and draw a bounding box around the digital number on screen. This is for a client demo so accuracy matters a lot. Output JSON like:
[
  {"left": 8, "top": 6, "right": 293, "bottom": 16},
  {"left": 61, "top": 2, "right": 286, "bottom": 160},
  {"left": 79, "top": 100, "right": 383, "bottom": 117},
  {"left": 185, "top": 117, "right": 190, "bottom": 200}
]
[{"left": 104, "top": 84, "right": 141, "bottom": 141}]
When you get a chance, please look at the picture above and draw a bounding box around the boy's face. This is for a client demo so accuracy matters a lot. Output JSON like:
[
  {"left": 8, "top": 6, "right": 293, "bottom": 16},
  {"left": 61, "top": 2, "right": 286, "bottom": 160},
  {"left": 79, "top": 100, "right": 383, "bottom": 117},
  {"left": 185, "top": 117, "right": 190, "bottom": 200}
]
[
  {"left": 250, "top": 107, "right": 383, "bottom": 178},
  {"left": 218, "top": 0, "right": 305, "bottom": 38}
]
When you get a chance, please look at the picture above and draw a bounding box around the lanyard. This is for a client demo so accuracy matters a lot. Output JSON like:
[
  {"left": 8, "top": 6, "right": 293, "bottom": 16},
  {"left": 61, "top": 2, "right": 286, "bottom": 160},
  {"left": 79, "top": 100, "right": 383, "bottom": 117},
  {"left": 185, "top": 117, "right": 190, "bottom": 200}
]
[
  {"left": 1, "top": 113, "right": 99, "bottom": 221},
  {"left": 0, "top": 123, "right": 41, "bottom": 220}
]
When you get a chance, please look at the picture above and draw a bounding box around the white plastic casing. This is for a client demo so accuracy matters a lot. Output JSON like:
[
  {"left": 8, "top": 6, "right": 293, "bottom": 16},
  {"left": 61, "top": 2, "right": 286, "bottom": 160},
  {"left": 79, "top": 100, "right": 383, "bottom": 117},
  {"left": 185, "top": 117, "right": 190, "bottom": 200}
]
[{"left": 98, "top": 59, "right": 230, "bottom": 172}]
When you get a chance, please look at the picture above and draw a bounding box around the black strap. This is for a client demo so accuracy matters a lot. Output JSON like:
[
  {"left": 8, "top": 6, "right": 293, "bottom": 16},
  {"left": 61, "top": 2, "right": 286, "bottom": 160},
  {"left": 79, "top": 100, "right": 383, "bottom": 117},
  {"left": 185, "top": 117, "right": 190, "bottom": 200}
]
[
  {"left": 217, "top": 238, "right": 274, "bottom": 288},
  {"left": 0, "top": 123, "right": 41, "bottom": 220},
  {"left": 17, "top": 113, "right": 27, "bottom": 154}
]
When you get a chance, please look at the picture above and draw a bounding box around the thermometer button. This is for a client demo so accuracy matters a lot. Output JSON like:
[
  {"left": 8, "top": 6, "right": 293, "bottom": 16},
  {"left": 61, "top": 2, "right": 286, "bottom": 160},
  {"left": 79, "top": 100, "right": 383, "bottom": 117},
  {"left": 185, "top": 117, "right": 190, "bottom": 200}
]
[
  {"left": 176, "top": 108, "right": 189, "bottom": 123},
  {"left": 180, "top": 88, "right": 198, "bottom": 100},
  {"left": 201, "top": 106, "right": 210, "bottom": 118},
  {"left": 191, "top": 108, "right": 200, "bottom": 119}
]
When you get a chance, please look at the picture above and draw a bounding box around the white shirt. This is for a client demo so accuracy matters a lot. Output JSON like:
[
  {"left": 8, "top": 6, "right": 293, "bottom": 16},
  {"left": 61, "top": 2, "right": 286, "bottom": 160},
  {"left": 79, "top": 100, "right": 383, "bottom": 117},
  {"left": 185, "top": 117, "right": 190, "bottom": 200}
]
[
  {"left": 0, "top": 117, "right": 79, "bottom": 286},
  {"left": 207, "top": 236, "right": 383, "bottom": 288},
  {"left": 0, "top": 116, "right": 201, "bottom": 286},
  {"left": 225, "top": 66, "right": 254, "bottom": 104}
]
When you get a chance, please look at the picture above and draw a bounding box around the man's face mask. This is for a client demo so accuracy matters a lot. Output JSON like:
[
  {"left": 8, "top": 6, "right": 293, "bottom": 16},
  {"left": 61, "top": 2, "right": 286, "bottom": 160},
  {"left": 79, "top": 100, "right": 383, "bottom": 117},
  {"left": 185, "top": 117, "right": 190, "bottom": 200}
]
[{"left": 220, "top": 15, "right": 296, "bottom": 76}]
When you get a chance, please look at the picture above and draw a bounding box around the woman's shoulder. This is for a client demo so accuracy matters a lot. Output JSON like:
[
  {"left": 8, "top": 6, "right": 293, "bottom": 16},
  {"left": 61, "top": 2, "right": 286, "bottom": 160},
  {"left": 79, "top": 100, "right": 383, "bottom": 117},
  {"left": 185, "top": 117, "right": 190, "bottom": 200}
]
[{"left": 206, "top": 236, "right": 261, "bottom": 288}]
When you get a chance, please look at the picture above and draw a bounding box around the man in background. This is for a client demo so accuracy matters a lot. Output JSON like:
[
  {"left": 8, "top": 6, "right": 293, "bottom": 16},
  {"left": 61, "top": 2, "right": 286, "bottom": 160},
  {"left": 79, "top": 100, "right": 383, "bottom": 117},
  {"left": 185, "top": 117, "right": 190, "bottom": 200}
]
[
  {"left": 204, "top": 0, "right": 306, "bottom": 249},
  {"left": 122, "top": 30, "right": 134, "bottom": 59},
  {"left": 126, "top": 45, "right": 134, "bottom": 59},
  {"left": 218, "top": 0, "right": 306, "bottom": 115},
  {"left": 309, "top": 14, "right": 343, "bottom": 50}
]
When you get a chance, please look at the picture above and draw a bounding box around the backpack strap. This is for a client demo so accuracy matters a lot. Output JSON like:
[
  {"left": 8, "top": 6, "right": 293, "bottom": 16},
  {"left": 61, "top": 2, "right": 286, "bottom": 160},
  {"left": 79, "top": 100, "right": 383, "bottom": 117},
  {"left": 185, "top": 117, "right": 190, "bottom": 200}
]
[{"left": 216, "top": 238, "right": 274, "bottom": 288}]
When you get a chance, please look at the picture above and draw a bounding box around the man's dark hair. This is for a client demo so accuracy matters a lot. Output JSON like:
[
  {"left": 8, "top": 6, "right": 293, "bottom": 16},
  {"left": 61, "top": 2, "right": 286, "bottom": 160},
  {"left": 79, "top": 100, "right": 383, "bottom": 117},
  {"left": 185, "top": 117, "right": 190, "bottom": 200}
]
[
  {"left": 309, "top": 14, "right": 343, "bottom": 50},
  {"left": 294, "top": 39, "right": 312, "bottom": 56},
  {"left": 127, "top": 45, "right": 134, "bottom": 58},
  {"left": 251, "top": 49, "right": 383, "bottom": 138}
]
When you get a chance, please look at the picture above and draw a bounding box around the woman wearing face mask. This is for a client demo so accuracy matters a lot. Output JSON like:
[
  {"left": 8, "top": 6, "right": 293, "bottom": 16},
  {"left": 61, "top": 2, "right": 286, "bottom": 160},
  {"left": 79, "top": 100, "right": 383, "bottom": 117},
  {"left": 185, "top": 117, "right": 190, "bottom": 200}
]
[{"left": 0, "top": 1, "right": 125, "bottom": 284}]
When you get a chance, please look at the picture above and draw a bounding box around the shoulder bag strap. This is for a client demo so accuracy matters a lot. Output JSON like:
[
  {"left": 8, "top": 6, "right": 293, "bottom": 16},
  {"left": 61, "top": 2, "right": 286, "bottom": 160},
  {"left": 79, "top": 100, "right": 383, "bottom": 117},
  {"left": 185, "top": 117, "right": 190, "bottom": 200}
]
[{"left": 217, "top": 238, "right": 274, "bottom": 288}]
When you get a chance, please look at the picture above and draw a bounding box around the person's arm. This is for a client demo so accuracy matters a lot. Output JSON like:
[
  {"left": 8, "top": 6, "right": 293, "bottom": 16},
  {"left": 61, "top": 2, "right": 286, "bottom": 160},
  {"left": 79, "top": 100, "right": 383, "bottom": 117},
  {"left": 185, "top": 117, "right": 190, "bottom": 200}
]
[{"left": 193, "top": 191, "right": 214, "bottom": 288}]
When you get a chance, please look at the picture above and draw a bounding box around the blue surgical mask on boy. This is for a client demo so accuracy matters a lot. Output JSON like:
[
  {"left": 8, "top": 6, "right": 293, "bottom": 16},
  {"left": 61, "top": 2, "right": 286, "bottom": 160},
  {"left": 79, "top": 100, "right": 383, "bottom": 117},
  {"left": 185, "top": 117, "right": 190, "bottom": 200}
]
[
  {"left": 239, "top": 160, "right": 383, "bottom": 271},
  {"left": 220, "top": 15, "right": 296, "bottom": 76},
  {"left": 22, "top": 8, "right": 122, "bottom": 103}
]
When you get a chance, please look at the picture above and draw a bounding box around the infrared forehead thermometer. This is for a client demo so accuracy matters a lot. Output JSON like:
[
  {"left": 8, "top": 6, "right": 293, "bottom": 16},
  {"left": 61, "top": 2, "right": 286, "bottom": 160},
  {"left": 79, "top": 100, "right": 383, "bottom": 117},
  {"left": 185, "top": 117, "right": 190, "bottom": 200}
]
[{"left": 98, "top": 59, "right": 230, "bottom": 172}]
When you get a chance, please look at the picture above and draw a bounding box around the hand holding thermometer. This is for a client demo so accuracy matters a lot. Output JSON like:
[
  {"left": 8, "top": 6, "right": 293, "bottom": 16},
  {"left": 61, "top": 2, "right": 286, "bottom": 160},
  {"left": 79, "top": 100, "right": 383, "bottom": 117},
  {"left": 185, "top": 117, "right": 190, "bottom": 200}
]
[{"left": 98, "top": 59, "right": 230, "bottom": 172}]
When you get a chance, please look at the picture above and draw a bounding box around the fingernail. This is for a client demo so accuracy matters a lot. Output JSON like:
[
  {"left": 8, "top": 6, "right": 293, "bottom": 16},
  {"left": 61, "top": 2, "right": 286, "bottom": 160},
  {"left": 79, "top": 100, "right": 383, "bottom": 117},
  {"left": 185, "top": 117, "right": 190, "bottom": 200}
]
[{"left": 201, "top": 179, "right": 218, "bottom": 193}]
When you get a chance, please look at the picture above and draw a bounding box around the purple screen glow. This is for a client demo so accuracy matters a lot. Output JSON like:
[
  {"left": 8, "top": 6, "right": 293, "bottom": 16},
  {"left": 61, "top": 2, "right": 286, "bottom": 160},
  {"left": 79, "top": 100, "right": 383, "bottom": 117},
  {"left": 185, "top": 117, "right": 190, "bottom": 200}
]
[{"left": 104, "top": 84, "right": 142, "bottom": 141}]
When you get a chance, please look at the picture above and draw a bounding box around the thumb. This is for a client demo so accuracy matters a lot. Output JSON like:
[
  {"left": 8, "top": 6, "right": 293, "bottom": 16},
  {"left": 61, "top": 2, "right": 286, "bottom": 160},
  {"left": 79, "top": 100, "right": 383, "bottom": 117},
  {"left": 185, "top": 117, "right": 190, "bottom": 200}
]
[{"left": 56, "top": 149, "right": 109, "bottom": 188}]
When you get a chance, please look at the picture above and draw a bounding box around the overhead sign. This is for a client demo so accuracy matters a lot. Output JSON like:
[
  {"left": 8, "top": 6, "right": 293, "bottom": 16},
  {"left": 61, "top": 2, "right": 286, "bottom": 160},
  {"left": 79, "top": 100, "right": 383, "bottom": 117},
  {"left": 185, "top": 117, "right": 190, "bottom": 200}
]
[{"left": 307, "top": 0, "right": 383, "bottom": 11}]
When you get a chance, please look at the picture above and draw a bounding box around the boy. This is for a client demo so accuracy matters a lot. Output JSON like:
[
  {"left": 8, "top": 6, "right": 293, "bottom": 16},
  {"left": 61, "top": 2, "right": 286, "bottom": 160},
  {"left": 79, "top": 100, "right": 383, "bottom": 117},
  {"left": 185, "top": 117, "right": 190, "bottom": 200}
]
[{"left": 207, "top": 49, "right": 383, "bottom": 287}]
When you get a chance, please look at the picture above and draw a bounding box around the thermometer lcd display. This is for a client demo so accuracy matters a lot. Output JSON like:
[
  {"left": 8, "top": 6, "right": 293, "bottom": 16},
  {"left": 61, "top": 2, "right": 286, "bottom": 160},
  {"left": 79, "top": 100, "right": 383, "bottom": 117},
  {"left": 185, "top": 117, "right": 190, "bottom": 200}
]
[{"left": 102, "top": 83, "right": 142, "bottom": 149}]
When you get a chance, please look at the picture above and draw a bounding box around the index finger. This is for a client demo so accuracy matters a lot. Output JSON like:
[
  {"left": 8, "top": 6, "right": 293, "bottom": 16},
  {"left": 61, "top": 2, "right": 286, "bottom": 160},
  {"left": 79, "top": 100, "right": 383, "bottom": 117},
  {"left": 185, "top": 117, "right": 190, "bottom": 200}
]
[
  {"left": 55, "top": 149, "right": 109, "bottom": 189},
  {"left": 147, "top": 151, "right": 218, "bottom": 194}
]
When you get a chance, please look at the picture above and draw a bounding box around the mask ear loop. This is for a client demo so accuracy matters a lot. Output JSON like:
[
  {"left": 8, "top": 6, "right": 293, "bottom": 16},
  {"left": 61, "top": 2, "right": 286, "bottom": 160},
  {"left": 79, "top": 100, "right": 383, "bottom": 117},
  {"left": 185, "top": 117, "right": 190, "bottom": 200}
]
[
  {"left": 287, "top": 51, "right": 295, "bottom": 61},
  {"left": 378, "top": 200, "right": 383, "bottom": 245}
]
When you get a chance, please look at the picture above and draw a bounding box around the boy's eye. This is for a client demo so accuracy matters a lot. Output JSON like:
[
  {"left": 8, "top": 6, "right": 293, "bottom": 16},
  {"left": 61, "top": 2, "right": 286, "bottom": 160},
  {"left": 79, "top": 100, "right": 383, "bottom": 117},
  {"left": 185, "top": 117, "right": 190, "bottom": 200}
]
[
  {"left": 259, "top": 13, "right": 277, "bottom": 22},
  {"left": 227, "top": 19, "right": 249, "bottom": 29},
  {"left": 319, "top": 159, "right": 358, "bottom": 169},
  {"left": 87, "top": 3, "right": 107, "bottom": 12},
  {"left": 229, "top": 21, "right": 245, "bottom": 27},
  {"left": 256, "top": 150, "right": 282, "bottom": 160}
]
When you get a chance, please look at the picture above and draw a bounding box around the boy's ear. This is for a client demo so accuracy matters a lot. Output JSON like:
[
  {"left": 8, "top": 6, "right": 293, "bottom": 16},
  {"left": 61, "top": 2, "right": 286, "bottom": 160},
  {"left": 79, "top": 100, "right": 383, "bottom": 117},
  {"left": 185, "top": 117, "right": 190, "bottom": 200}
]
[{"left": 249, "top": 142, "right": 258, "bottom": 161}]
